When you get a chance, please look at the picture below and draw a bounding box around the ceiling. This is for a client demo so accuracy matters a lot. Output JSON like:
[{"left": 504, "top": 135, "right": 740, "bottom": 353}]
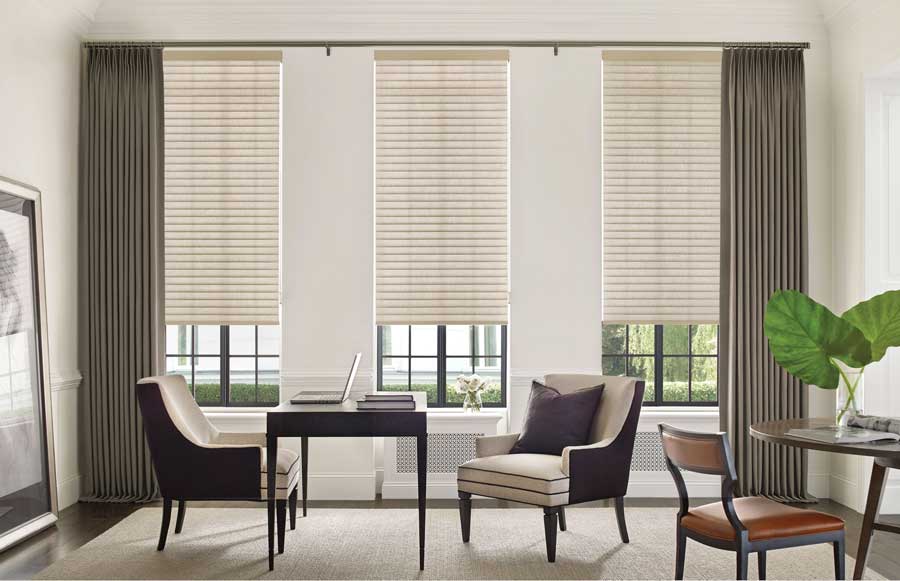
[{"left": 43, "top": 0, "right": 858, "bottom": 39}]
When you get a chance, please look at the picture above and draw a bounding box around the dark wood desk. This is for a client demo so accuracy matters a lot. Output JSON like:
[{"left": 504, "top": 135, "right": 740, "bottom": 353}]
[
  {"left": 751, "top": 417, "right": 900, "bottom": 580},
  {"left": 265, "top": 393, "right": 427, "bottom": 571}
]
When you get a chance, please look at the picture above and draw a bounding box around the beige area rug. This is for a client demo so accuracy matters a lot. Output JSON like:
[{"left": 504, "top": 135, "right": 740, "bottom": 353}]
[{"left": 35, "top": 507, "right": 882, "bottom": 580}]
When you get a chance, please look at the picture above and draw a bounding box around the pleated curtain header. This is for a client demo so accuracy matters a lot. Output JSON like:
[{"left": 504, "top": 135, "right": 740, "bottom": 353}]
[
  {"left": 163, "top": 51, "right": 281, "bottom": 325},
  {"left": 375, "top": 50, "right": 509, "bottom": 325},
  {"left": 602, "top": 50, "right": 721, "bottom": 324}
]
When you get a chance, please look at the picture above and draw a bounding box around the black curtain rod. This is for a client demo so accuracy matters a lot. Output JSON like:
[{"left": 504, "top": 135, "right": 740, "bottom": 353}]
[{"left": 81, "top": 40, "right": 811, "bottom": 50}]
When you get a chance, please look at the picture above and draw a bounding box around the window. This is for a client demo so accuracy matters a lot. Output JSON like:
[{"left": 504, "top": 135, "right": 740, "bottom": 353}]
[
  {"left": 601, "top": 51, "right": 721, "bottom": 405},
  {"left": 162, "top": 51, "right": 282, "bottom": 406},
  {"left": 166, "top": 325, "right": 280, "bottom": 407},
  {"left": 378, "top": 325, "right": 506, "bottom": 407},
  {"left": 603, "top": 324, "right": 717, "bottom": 406}
]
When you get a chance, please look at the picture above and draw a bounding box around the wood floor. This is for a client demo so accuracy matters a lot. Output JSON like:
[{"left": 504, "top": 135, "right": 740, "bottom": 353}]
[{"left": 2, "top": 497, "right": 899, "bottom": 579}]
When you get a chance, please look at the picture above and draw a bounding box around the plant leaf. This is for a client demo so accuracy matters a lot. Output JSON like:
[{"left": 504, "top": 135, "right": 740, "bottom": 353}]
[
  {"left": 842, "top": 290, "right": 900, "bottom": 362},
  {"left": 764, "top": 290, "right": 872, "bottom": 389}
]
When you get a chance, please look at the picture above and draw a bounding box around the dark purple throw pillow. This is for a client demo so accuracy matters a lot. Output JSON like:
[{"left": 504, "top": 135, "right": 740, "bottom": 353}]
[{"left": 509, "top": 381, "right": 605, "bottom": 456}]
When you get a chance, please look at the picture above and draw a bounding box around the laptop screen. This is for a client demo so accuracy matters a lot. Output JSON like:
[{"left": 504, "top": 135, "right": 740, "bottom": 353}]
[{"left": 340, "top": 353, "right": 362, "bottom": 401}]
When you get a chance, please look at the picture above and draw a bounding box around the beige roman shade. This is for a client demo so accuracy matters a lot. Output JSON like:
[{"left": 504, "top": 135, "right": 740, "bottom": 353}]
[
  {"left": 375, "top": 50, "right": 509, "bottom": 325},
  {"left": 163, "top": 51, "right": 281, "bottom": 325},
  {"left": 602, "top": 51, "right": 721, "bottom": 324}
]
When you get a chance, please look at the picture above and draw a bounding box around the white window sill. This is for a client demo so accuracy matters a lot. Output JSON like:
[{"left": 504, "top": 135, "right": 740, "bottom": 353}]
[{"left": 641, "top": 406, "right": 720, "bottom": 420}]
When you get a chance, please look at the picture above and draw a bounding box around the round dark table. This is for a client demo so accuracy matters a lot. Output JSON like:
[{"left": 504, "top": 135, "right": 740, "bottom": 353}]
[{"left": 751, "top": 417, "right": 900, "bottom": 580}]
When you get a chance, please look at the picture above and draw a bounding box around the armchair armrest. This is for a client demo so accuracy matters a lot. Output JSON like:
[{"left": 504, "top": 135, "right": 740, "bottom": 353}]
[
  {"left": 561, "top": 438, "right": 614, "bottom": 476},
  {"left": 476, "top": 433, "right": 520, "bottom": 458},
  {"left": 212, "top": 432, "right": 266, "bottom": 447}
]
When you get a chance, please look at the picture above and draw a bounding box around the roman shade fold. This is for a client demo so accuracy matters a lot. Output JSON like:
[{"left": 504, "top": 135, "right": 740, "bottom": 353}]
[
  {"left": 375, "top": 50, "right": 509, "bottom": 325},
  {"left": 602, "top": 51, "right": 721, "bottom": 325},
  {"left": 163, "top": 51, "right": 281, "bottom": 326}
]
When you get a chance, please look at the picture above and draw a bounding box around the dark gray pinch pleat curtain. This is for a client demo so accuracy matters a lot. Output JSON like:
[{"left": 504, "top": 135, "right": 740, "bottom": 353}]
[
  {"left": 78, "top": 46, "right": 165, "bottom": 502},
  {"left": 719, "top": 48, "right": 810, "bottom": 502}
]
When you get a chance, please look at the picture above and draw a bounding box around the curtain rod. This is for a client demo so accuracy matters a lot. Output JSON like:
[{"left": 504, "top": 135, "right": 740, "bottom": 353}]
[{"left": 81, "top": 40, "right": 811, "bottom": 51}]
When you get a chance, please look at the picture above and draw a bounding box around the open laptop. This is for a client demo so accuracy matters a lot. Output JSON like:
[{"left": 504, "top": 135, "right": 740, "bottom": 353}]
[{"left": 290, "top": 353, "right": 361, "bottom": 404}]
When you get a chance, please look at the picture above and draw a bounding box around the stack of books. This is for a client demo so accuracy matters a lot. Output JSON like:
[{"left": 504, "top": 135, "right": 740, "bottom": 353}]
[{"left": 356, "top": 392, "right": 416, "bottom": 410}]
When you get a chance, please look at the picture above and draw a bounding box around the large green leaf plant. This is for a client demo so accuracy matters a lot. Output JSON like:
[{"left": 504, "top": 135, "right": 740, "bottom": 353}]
[{"left": 764, "top": 289, "right": 900, "bottom": 424}]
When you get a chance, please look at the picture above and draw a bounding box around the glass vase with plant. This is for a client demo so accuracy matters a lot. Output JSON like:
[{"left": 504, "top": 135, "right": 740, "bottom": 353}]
[
  {"left": 455, "top": 374, "right": 486, "bottom": 413},
  {"left": 764, "top": 289, "right": 900, "bottom": 426}
]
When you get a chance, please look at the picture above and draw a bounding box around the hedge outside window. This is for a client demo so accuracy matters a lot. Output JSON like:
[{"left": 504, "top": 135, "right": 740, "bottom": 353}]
[
  {"left": 165, "top": 325, "right": 280, "bottom": 407},
  {"left": 378, "top": 325, "right": 506, "bottom": 407},
  {"left": 602, "top": 324, "right": 717, "bottom": 406}
]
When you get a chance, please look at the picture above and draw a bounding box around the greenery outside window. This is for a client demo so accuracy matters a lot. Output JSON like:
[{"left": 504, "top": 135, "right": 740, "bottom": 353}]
[
  {"left": 602, "top": 324, "right": 718, "bottom": 406},
  {"left": 165, "top": 325, "right": 280, "bottom": 407},
  {"left": 377, "top": 325, "right": 507, "bottom": 407}
]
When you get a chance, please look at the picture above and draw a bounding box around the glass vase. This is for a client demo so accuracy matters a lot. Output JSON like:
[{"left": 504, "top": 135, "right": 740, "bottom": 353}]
[
  {"left": 463, "top": 391, "right": 482, "bottom": 413},
  {"left": 836, "top": 368, "right": 864, "bottom": 426}
]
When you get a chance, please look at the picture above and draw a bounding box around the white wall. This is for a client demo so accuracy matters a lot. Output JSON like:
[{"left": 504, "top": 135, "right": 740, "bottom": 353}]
[
  {"left": 824, "top": 0, "right": 900, "bottom": 513},
  {"left": 84, "top": 0, "right": 836, "bottom": 500},
  {"left": 0, "top": 0, "right": 85, "bottom": 509}
]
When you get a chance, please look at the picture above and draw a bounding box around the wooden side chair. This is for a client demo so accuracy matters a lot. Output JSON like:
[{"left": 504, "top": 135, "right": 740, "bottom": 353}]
[
  {"left": 659, "top": 424, "right": 846, "bottom": 580},
  {"left": 136, "top": 375, "right": 300, "bottom": 553}
]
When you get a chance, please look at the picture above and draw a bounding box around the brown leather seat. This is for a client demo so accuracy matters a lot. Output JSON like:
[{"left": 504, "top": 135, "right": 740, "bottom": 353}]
[{"left": 681, "top": 497, "right": 844, "bottom": 541}]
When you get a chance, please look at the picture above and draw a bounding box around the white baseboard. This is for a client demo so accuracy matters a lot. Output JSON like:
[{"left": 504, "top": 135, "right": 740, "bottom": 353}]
[
  {"left": 628, "top": 473, "right": 721, "bottom": 498},
  {"left": 57, "top": 473, "right": 81, "bottom": 510},
  {"left": 306, "top": 473, "right": 376, "bottom": 500}
]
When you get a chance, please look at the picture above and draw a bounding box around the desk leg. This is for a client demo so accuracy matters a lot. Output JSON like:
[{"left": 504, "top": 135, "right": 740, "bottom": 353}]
[
  {"left": 301, "top": 436, "right": 309, "bottom": 517},
  {"left": 417, "top": 434, "right": 427, "bottom": 571},
  {"left": 854, "top": 461, "right": 888, "bottom": 580},
  {"left": 267, "top": 432, "right": 278, "bottom": 571}
]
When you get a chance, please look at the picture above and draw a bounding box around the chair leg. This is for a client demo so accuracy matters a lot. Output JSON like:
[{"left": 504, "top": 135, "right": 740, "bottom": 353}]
[
  {"left": 558, "top": 506, "right": 567, "bottom": 531},
  {"left": 174, "top": 500, "right": 187, "bottom": 534},
  {"left": 736, "top": 549, "right": 748, "bottom": 580},
  {"left": 157, "top": 498, "right": 172, "bottom": 551},
  {"left": 834, "top": 537, "right": 846, "bottom": 580},
  {"left": 757, "top": 551, "right": 767, "bottom": 580},
  {"left": 543, "top": 507, "right": 559, "bottom": 563},
  {"left": 276, "top": 499, "right": 286, "bottom": 554},
  {"left": 289, "top": 488, "right": 297, "bottom": 530},
  {"left": 675, "top": 525, "right": 686, "bottom": 580},
  {"left": 614, "top": 496, "right": 629, "bottom": 543},
  {"left": 458, "top": 491, "right": 472, "bottom": 543}
]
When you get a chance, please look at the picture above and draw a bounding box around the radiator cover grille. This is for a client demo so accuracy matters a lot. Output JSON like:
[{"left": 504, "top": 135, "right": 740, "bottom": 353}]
[{"left": 396, "top": 433, "right": 482, "bottom": 473}]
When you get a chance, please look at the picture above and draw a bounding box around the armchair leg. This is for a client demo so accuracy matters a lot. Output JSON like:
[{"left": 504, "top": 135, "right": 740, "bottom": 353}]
[
  {"left": 558, "top": 506, "right": 567, "bottom": 531},
  {"left": 289, "top": 488, "right": 297, "bottom": 530},
  {"left": 758, "top": 551, "right": 767, "bottom": 580},
  {"left": 543, "top": 507, "right": 559, "bottom": 563},
  {"left": 276, "top": 499, "right": 286, "bottom": 554},
  {"left": 614, "top": 496, "right": 629, "bottom": 543},
  {"left": 158, "top": 498, "right": 172, "bottom": 551},
  {"left": 174, "top": 500, "right": 187, "bottom": 534},
  {"left": 458, "top": 491, "right": 472, "bottom": 543}
]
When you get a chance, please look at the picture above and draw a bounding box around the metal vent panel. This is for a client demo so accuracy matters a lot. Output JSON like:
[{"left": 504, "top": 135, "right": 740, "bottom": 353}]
[
  {"left": 396, "top": 433, "right": 483, "bottom": 473},
  {"left": 631, "top": 431, "right": 667, "bottom": 472}
]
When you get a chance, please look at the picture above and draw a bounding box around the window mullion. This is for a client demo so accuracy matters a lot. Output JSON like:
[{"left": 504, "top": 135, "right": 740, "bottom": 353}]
[
  {"left": 221, "top": 325, "right": 229, "bottom": 406},
  {"left": 654, "top": 325, "right": 664, "bottom": 405},
  {"left": 438, "top": 326, "right": 447, "bottom": 407}
]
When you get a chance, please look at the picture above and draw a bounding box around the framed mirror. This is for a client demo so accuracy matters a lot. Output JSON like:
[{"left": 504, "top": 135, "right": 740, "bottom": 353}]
[{"left": 0, "top": 175, "right": 56, "bottom": 552}]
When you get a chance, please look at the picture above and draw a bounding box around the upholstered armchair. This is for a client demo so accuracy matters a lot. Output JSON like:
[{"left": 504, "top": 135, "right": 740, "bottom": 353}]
[
  {"left": 136, "top": 375, "right": 300, "bottom": 553},
  {"left": 456, "top": 374, "right": 645, "bottom": 562}
]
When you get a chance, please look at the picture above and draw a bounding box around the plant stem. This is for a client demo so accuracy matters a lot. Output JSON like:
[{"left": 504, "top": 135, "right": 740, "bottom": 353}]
[{"left": 833, "top": 360, "right": 865, "bottom": 424}]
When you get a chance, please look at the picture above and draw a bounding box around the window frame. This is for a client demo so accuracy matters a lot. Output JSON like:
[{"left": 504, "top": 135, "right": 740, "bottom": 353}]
[
  {"left": 376, "top": 325, "right": 508, "bottom": 408},
  {"left": 602, "top": 324, "right": 718, "bottom": 407},
  {"left": 165, "top": 325, "right": 280, "bottom": 408}
]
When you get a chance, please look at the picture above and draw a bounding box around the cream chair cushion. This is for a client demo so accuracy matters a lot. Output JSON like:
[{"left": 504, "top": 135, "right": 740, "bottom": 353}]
[
  {"left": 458, "top": 454, "right": 570, "bottom": 506},
  {"left": 261, "top": 448, "right": 300, "bottom": 500}
]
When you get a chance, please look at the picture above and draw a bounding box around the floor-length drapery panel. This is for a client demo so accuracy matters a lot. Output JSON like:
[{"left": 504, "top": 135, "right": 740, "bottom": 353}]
[
  {"left": 719, "top": 47, "right": 809, "bottom": 501},
  {"left": 78, "top": 46, "right": 164, "bottom": 502}
]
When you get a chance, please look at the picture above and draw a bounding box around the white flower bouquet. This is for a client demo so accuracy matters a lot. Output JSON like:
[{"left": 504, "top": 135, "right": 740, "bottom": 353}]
[{"left": 455, "top": 374, "right": 486, "bottom": 413}]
